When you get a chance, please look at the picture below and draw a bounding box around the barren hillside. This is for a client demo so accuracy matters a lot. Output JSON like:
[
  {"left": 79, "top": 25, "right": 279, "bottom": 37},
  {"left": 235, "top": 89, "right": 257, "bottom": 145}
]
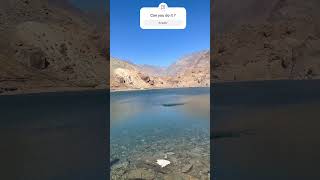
[
  {"left": 0, "top": 0, "right": 107, "bottom": 94},
  {"left": 167, "top": 50, "right": 210, "bottom": 87},
  {"left": 110, "top": 50, "right": 210, "bottom": 90},
  {"left": 137, "top": 65, "right": 166, "bottom": 77},
  {"left": 212, "top": 0, "right": 320, "bottom": 82}
]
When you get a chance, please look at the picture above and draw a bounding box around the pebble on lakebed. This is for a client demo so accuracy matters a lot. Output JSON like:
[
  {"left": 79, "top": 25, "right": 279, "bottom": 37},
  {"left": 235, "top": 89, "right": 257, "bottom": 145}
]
[
  {"left": 156, "top": 159, "right": 171, "bottom": 168},
  {"left": 181, "top": 164, "right": 193, "bottom": 173},
  {"left": 111, "top": 133, "right": 210, "bottom": 179}
]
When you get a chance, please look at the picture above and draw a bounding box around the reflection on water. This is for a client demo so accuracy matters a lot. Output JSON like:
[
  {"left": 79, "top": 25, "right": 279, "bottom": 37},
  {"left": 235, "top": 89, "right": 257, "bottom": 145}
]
[
  {"left": 110, "top": 88, "right": 210, "bottom": 179},
  {"left": 110, "top": 96, "right": 144, "bottom": 126}
]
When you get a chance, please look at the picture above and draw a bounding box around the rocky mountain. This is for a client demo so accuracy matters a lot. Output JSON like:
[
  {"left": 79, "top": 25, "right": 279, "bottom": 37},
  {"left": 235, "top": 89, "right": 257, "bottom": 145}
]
[
  {"left": 0, "top": 0, "right": 107, "bottom": 94},
  {"left": 213, "top": 0, "right": 279, "bottom": 33},
  {"left": 212, "top": 0, "right": 320, "bottom": 82},
  {"left": 166, "top": 50, "right": 210, "bottom": 87},
  {"left": 110, "top": 57, "right": 170, "bottom": 90},
  {"left": 137, "top": 65, "right": 166, "bottom": 77},
  {"left": 110, "top": 50, "right": 210, "bottom": 90}
]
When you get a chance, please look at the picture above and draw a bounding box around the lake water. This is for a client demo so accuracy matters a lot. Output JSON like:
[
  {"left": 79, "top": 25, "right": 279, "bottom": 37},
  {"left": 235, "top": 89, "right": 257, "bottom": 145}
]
[
  {"left": 3, "top": 80, "right": 319, "bottom": 180},
  {"left": 110, "top": 88, "right": 210, "bottom": 179},
  {"left": 0, "top": 91, "right": 108, "bottom": 180},
  {"left": 212, "top": 80, "right": 320, "bottom": 180}
]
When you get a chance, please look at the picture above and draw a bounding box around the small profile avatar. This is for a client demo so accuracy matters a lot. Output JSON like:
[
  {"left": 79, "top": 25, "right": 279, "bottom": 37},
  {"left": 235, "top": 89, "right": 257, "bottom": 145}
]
[{"left": 159, "top": 3, "right": 167, "bottom": 11}]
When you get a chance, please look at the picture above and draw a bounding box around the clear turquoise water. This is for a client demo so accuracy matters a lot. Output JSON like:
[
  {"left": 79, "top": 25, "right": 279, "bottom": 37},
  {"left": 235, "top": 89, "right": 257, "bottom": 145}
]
[{"left": 110, "top": 87, "right": 210, "bottom": 178}]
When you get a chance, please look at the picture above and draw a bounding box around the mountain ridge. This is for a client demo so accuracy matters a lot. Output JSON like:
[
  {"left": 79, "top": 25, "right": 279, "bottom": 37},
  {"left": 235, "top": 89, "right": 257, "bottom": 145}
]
[{"left": 110, "top": 50, "right": 210, "bottom": 90}]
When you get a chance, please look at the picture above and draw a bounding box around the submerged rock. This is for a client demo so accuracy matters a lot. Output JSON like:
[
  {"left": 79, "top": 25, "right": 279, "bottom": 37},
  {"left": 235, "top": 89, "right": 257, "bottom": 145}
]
[
  {"left": 162, "top": 102, "right": 186, "bottom": 107},
  {"left": 181, "top": 164, "right": 193, "bottom": 173},
  {"left": 110, "top": 158, "right": 120, "bottom": 166},
  {"left": 166, "top": 152, "right": 175, "bottom": 156},
  {"left": 126, "top": 168, "right": 155, "bottom": 180}
]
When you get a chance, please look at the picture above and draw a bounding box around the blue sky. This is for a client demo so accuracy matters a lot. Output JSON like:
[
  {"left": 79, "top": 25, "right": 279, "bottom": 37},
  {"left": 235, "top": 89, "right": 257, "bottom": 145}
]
[{"left": 110, "top": 0, "right": 210, "bottom": 66}]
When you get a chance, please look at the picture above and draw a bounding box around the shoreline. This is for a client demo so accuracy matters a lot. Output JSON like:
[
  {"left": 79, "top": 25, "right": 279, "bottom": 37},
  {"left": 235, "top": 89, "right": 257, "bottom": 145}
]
[
  {"left": 2, "top": 79, "right": 320, "bottom": 96},
  {"left": 111, "top": 78, "right": 320, "bottom": 92},
  {"left": 110, "top": 86, "right": 210, "bottom": 93},
  {"left": 0, "top": 87, "right": 108, "bottom": 96}
]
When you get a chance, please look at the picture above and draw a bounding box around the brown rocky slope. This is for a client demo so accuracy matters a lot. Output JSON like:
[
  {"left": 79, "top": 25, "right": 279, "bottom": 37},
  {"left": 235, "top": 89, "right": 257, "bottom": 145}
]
[
  {"left": 0, "top": 0, "right": 107, "bottom": 94},
  {"left": 111, "top": 50, "right": 210, "bottom": 90},
  {"left": 212, "top": 0, "right": 320, "bottom": 82}
]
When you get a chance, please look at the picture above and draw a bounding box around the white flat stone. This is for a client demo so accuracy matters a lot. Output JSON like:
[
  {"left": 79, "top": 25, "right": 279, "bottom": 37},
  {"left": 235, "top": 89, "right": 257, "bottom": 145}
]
[{"left": 156, "top": 159, "right": 170, "bottom": 168}]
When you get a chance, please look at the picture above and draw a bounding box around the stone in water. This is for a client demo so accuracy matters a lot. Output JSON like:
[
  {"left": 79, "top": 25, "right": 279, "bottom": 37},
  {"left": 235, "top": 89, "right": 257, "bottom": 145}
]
[
  {"left": 181, "top": 164, "right": 193, "bottom": 173},
  {"left": 156, "top": 159, "right": 170, "bottom": 168}
]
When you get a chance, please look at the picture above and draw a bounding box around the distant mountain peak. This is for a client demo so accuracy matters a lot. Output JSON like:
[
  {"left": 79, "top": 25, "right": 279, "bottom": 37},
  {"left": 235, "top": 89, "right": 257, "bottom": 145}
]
[{"left": 110, "top": 50, "right": 210, "bottom": 90}]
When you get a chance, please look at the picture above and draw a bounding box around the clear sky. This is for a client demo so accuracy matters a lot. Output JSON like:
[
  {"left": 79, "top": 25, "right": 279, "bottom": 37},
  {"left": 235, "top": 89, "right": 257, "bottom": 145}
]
[{"left": 110, "top": 0, "right": 210, "bottom": 67}]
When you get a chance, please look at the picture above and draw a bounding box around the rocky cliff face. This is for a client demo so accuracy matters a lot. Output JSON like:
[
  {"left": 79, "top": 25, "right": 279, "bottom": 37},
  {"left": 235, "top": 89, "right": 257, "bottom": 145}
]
[
  {"left": 212, "top": 0, "right": 320, "bottom": 82},
  {"left": 110, "top": 50, "right": 210, "bottom": 90},
  {"left": 166, "top": 50, "right": 210, "bottom": 87},
  {"left": 0, "top": 0, "right": 107, "bottom": 94},
  {"left": 111, "top": 57, "right": 173, "bottom": 90}
]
